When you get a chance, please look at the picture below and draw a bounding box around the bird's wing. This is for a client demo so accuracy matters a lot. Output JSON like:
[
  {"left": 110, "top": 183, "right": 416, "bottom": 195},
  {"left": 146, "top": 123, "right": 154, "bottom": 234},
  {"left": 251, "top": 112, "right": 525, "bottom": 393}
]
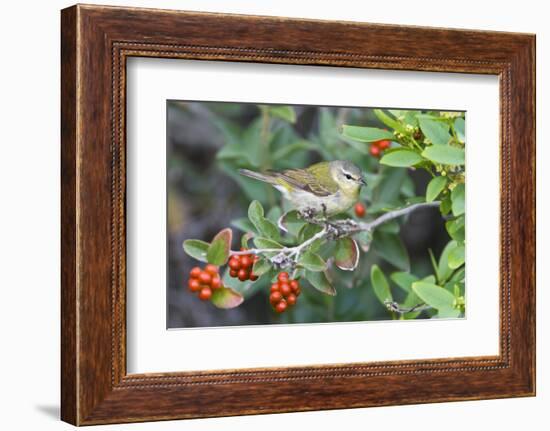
[
  {"left": 273, "top": 168, "right": 337, "bottom": 197},
  {"left": 306, "top": 163, "right": 339, "bottom": 195}
]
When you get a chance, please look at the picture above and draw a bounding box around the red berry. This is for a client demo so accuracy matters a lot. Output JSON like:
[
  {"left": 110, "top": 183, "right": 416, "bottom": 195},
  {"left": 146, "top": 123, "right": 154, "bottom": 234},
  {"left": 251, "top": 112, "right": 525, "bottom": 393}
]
[
  {"left": 188, "top": 278, "right": 201, "bottom": 292},
  {"left": 237, "top": 269, "right": 249, "bottom": 282},
  {"left": 377, "top": 139, "right": 391, "bottom": 150},
  {"left": 240, "top": 255, "right": 252, "bottom": 269},
  {"left": 277, "top": 272, "right": 289, "bottom": 282},
  {"left": 198, "top": 271, "right": 212, "bottom": 285},
  {"left": 369, "top": 145, "right": 381, "bottom": 157},
  {"left": 290, "top": 280, "right": 299, "bottom": 292},
  {"left": 190, "top": 267, "right": 201, "bottom": 279},
  {"left": 228, "top": 257, "right": 241, "bottom": 271},
  {"left": 279, "top": 282, "right": 291, "bottom": 297},
  {"left": 204, "top": 264, "right": 218, "bottom": 276},
  {"left": 354, "top": 202, "right": 366, "bottom": 218},
  {"left": 275, "top": 300, "right": 287, "bottom": 313},
  {"left": 270, "top": 291, "right": 283, "bottom": 305},
  {"left": 198, "top": 286, "right": 212, "bottom": 301},
  {"left": 286, "top": 293, "right": 297, "bottom": 306},
  {"left": 229, "top": 269, "right": 238, "bottom": 278},
  {"left": 294, "top": 287, "right": 301, "bottom": 297},
  {"left": 249, "top": 273, "right": 258, "bottom": 281},
  {"left": 270, "top": 283, "right": 280, "bottom": 293},
  {"left": 211, "top": 275, "right": 222, "bottom": 290}
]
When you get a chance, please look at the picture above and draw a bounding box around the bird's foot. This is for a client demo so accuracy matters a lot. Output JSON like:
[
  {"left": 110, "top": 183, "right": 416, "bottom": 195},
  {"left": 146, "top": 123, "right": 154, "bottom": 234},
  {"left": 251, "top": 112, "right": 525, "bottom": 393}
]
[{"left": 298, "top": 207, "right": 315, "bottom": 220}]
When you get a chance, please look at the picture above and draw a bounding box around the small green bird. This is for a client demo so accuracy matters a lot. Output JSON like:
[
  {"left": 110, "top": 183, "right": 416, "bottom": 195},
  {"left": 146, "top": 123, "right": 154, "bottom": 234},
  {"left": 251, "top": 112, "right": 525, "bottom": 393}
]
[{"left": 239, "top": 160, "right": 366, "bottom": 217}]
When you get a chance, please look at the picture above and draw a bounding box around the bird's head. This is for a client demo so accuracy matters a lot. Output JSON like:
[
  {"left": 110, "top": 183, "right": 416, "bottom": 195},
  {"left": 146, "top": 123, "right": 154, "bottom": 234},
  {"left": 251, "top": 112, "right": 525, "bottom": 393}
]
[{"left": 330, "top": 160, "right": 367, "bottom": 196}]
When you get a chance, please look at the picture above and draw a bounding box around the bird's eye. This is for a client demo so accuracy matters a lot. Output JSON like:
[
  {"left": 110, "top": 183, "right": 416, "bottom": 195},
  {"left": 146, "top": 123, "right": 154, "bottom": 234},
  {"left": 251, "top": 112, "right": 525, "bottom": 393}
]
[{"left": 345, "top": 174, "right": 352, "bottom": 180}]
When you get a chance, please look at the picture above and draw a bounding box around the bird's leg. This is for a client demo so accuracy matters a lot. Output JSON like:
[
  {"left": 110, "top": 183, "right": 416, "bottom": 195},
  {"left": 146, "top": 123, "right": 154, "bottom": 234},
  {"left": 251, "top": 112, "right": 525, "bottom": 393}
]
[{"left": 314, "top": 203, "right": 342, "bottom": 240}]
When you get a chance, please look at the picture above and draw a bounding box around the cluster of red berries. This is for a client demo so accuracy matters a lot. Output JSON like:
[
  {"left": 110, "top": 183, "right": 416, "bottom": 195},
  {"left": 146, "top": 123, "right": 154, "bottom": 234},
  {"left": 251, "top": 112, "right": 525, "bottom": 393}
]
[
  {"left": 369, "top": 139, "right": 391, "bottom": 158},
  {"left": 269, "top": 272, "right": 301, "bottom": 313},
  {"left": 354, "top": 202, "right": 366, "bottom": 218},
  {"left": 228, "top": 250, "right": 259, "bottom": 282},
  {"left": 188, "top": 264, "right": 222, "bottom": 301}
]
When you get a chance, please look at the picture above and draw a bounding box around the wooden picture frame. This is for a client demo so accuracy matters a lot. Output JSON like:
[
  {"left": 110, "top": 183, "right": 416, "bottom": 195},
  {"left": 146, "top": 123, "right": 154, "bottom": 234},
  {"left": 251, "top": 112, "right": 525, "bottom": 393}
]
[{"left": 61, "top": 4, "right": 536, "bottom": 425}]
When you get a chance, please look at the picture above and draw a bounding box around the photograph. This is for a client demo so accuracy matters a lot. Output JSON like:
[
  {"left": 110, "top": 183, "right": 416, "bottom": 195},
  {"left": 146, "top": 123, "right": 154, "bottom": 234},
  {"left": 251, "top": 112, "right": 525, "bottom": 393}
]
[{"left": 167, "top": 101, "right": 466, "bottom": 328}]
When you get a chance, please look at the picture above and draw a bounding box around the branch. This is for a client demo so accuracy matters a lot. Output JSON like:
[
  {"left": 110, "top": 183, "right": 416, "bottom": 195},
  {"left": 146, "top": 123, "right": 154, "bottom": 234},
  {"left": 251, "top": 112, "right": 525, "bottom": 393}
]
[
  {"left": 229, "top": 201, "right": 440, "bottom": 269},
  {"left": 353, "top": 201, "right": 440, "bottom": 234}
]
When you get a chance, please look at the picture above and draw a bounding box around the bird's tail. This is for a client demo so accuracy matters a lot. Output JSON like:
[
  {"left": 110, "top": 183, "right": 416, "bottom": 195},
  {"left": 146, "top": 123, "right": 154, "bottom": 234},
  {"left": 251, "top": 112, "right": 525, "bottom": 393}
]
[{"left": 238, "top": 169, "right": 277, "bottom": 184}]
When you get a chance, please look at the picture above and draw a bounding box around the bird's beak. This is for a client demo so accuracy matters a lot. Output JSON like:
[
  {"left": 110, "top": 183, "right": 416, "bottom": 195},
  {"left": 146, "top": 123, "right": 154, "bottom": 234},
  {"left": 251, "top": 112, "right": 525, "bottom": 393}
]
[{"left": 359, "top": 176, "right": 367, "bottom": 186}]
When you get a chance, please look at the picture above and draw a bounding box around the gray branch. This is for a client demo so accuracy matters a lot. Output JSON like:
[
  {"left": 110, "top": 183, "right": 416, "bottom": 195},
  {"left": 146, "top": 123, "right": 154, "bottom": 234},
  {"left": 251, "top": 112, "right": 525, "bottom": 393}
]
[
  {"left": 348, "top": 201, "right": 441, "bottom": 235},
  {"left": 230, "top": 201, "right": 440, "bottom": 270}
]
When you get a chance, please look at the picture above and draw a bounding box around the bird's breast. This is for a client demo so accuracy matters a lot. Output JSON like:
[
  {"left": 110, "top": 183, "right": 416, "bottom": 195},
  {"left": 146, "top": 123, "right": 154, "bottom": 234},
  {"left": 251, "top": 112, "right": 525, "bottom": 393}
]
[{"left": 287, "top": 189, "right": 356, "bottom": 216}]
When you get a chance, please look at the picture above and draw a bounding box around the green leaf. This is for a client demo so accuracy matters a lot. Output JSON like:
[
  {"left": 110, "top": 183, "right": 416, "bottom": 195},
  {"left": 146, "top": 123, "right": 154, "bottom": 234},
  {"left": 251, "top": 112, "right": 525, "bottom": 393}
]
[
  {"left": 299, "top": 251, "right": 327, "bottom": 272},
  {"left": 454, "top": 117, "right": 465, "bottom": 142},
  {"left": 253, "top": 237, "right": 283, "bottom": 250},
  {"left": 412, "top": 282, "right": 455, "bottom": 310},
  {"left": 437, "top": 240, "right": 458, "bottom": 284},
  {"left": 437, "top": 308, "right": 461, "bottom": 318},
  {"left": 373, "top": 109, "right": 408, "bottom": 134},
  {"left": 422, "top": 145, "right": 465, "bottom": 165},
  {"left": 448, "top": 244, "right": 465, "bottom": 269},
  {"left": 306, "top": 271, "right": 336, "bottom": 296},
  {"left": 449, "top": 266, "right": 465, "bottom": 284},
  {"left": 255, "top": 218, "right": 281, "bottom": 241},
  {"left": 373, "top": 231, "right": 410, "bottom": 271},
  {"left": 182, "top": 239, "right": 209, "bottom": 262},
  {"left": 248, "top": 200, "right": 280, "bottom": 241},
  {"left": 379, "top": 149, "right": 423, "bottom": 167},
  {"left": 207, "top": 228, "right": 232, "bottom": 265},
  {"left": 420, "top": 275, "right": 437, "bottom": 284},
  {"left": 231, "top": 217, "right": 256, "bottom": 233},
  {"left": 390, "top": 271, "right": 419, "bottom": 293},
  {"left": 248, "top": 200, "right": 264, "bottom": 226},
  {"left": 451, "top": 183, "right": 465, "bottom": 216},
  {"left": 252, "top": 257, "right": 271, "bottom": 276},
  {"left": 298, "top": 223, "right": 323, "bottom": 243},
  {"left": 334, "top": 238, "right": 360, "bottom": 271},
  {"left": 371, "top": 264, "right": 393, "bottom": 304},
  {"left": 446, "top": 215, "right": 465, "bottom": 242},
  {"left": 440, "top": 195, "right": 452, "bottom": 215},
  {"left": 268, "top": 105, "right": 296, "bottom": 123},
  {"left": 426, "top": 176, "right": 447, "bottom": 202},
  {"left": 341, "top": 125, "right": 394, "bottom": 142},
  {"left": 211, "top": 287, "right": 244, "bottom": 309},
  {"left": 418, "top": 117, "right": 450, "bottom": 145}
]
